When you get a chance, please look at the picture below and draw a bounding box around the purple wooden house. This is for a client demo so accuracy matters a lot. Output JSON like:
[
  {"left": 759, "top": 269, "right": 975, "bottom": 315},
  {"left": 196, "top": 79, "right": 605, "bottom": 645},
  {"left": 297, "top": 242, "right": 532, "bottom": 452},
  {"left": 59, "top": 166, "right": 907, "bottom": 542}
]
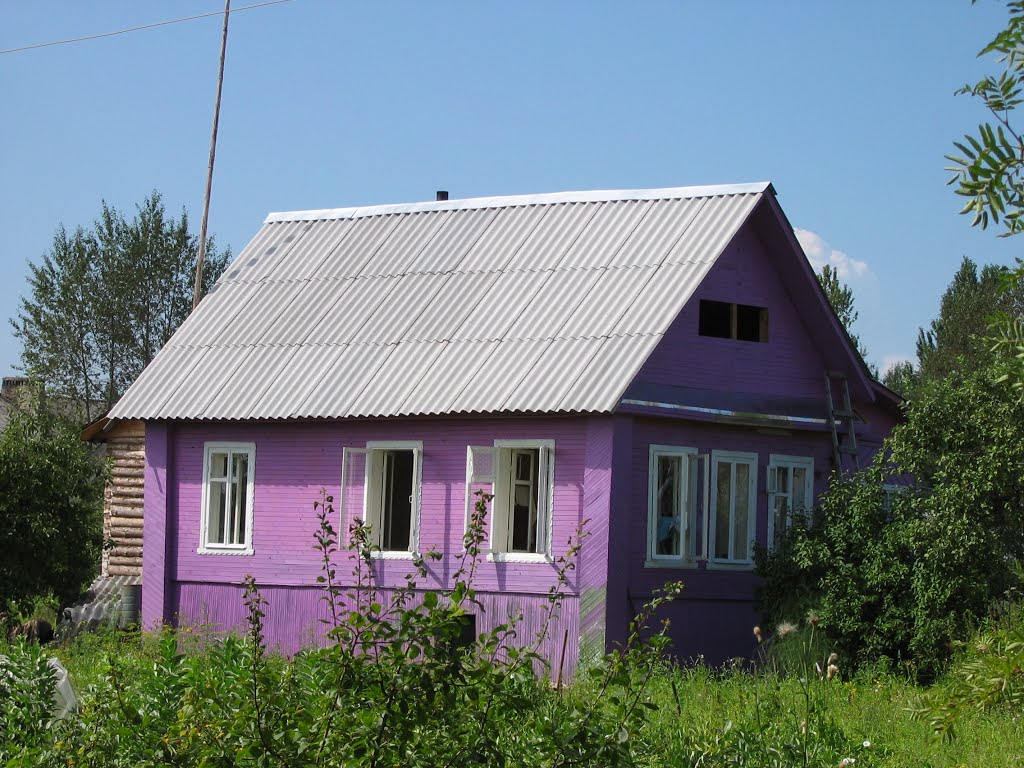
[{"left": 108, "top": 183, "right": 899, "bottom": 674}]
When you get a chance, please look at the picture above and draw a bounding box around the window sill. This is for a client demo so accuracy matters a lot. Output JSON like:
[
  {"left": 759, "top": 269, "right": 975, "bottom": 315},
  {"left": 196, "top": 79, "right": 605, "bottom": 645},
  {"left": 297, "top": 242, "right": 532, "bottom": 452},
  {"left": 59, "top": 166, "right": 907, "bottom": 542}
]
[
  {"left": 705, "top": 560, "right": 754, "bottom": 572},
  {"left": 487, "top": 552, "right": 552, "bottom": 564},
  {"left": 197, "top": 546, "right": 254, "bottom": 557},
  {"left": 644, "top": 559, "right": 699, "bottom": 570},
  {"left": 369, "top": 550, "right": 417, "bottom": 560}
]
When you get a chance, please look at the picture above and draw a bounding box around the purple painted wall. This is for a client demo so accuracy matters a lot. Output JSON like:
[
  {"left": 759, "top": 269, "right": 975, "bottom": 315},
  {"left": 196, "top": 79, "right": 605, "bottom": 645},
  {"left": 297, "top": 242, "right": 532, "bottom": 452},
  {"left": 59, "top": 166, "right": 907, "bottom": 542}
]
[
  {"left": 620, "top": 416, "right": 833, "bottom": 661},
  {"left": 173, "top": 582, "right": 579, "bottom": 678},
  {"left": 605, "top": 211, "right": 900, "bottom": 664},
  {"left": 142, "top": 422, "right": 171, "bottom": 630},
  {"left": 637, "top": 225, "right": 829, "bottom": 400},
  {"left": 147, "top": 416, "right": 603, "bottom": 675}
]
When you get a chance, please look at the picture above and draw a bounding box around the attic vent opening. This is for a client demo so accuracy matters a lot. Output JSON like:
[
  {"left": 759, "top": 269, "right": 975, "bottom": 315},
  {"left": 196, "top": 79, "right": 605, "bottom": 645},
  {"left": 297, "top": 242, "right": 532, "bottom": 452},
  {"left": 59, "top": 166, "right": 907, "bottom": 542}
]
[{"left": 699, "top": 300, "right": 769, "bottom": 343}]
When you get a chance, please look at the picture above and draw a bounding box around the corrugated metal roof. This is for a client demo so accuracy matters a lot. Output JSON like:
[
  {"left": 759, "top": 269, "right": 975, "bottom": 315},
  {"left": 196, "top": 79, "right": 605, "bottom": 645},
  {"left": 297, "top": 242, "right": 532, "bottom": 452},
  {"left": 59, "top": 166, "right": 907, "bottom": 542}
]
[{"left": 109, "top": 183, "right": 770, "bottom": 421}]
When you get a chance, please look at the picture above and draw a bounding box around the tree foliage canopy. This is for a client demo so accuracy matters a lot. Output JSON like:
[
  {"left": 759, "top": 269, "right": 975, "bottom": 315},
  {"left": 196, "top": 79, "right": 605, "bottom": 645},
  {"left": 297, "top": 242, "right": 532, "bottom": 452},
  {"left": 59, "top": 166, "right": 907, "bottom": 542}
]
[
  {"left": 817, "top": 265, "right": 868, "bottom": 358},
  {"left": 947, "top": 1, "right": 1024, "bottom": 387},
  {"left": 881, "top": 257, "right": 1024, "bottom": 395},
  {"left": 11, "top": 192, "right": 230, "bottom": 420},
  {"left": 0, "top": 390, "right": 106, "bottom": 616}
]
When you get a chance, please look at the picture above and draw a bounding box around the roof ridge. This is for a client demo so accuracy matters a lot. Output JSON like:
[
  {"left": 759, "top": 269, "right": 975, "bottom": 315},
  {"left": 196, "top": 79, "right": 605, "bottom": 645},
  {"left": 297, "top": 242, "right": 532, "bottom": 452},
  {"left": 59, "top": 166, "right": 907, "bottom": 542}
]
[{"left": 264, "top": 182, "right": 772, "bottom": 224}]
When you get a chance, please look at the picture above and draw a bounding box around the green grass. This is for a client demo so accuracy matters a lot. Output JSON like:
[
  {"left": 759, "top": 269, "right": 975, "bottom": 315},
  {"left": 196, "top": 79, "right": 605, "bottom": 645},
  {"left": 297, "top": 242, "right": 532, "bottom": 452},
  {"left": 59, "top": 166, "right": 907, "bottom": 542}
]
[
  {"left": 4, "top": 627, "right": 1022, "bottom": 767},
  {"left": 636, "top": 666, "right": 1023, "bottom": 767}
]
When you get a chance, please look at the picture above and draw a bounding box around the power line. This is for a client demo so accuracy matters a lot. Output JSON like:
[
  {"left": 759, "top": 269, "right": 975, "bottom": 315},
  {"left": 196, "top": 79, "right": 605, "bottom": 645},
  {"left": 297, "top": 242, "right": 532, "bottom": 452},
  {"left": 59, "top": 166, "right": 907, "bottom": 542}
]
[{"left": 0, "top": 0, "right": 292, "bottom": 56}]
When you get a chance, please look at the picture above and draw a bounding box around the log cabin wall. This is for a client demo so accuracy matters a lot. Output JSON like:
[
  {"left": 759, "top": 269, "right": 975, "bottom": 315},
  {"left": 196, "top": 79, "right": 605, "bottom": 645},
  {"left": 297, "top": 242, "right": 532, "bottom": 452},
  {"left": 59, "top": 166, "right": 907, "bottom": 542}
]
[{"left": 101, "top": 420, "right": 145, "bottom": 576}]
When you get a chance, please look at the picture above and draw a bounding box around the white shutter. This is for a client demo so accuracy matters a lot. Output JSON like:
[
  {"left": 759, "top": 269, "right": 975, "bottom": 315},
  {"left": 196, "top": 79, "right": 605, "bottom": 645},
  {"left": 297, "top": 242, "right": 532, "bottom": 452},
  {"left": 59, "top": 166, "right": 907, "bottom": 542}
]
[
  {"left": 465, "top": 445, "right": 496, "bottom": 535},
  {"left": 410, "top": 447, "right": 423, "bottom": 551},
  {"left": 537, "top": 444, "right": 554, "bottom": 556},
  {"left": 340, "top": 447, "right": 367, "bottom": 542}
]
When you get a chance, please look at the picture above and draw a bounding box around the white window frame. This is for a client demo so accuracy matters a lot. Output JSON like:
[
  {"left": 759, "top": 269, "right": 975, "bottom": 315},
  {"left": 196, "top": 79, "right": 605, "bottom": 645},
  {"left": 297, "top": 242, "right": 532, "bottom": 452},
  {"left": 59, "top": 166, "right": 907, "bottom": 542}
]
[
  {"left": 708, "top": 450, "right": 758, "bottom": 569},
  {"left": 199, "top": 441, "right": 256, "bottom": 556},
  {"left": 646, "top": 445, "right": 701, "bottom": 567},
  {"left": 767, "top": 454, "right": 814, "bottom": 548},
  {"left": 357, "top": 441, "right": 423, "bottom": 559},
  {"left": 881, "top": 483, "right": 906, "bottom": 517},
  {"left": 465, "top": 439, "right": 554, "bottom": 563}
]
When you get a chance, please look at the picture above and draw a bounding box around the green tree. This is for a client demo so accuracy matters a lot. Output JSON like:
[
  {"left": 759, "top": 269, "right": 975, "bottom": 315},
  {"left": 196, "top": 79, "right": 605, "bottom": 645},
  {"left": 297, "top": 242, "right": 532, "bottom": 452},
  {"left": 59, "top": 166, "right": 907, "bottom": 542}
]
[
  {"left": 11, "top": 192, "right": 230, "bottom": 420},
  {"left": 946, "top": 1, "right": 1024, "bottom": 385},
  {"left": 917, "top": 257, "right": 1024, "bottom": 378},
  {"left": 0, "top": 389, "right": 106, "bottom": 616},
  {"left": 881, "top": 257, "right": 1024, "bottom": 396},
  {"left": 817, "top": 264, "right": 876, "bottom": 375},
  {"left": 756, "top": 356, "right": 1024, "bottom": 678}
]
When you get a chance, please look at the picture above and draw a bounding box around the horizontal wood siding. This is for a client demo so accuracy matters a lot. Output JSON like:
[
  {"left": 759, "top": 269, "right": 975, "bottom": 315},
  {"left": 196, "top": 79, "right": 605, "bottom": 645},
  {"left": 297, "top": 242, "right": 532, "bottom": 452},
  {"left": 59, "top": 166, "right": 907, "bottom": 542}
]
[
  {"left": 635, "top": 226, "right": 829, "bottom": 400},
  {"left": 160, "top": 416, "right": 599, "bottom": 674},
  {"left": 102, "top": 420, "right": 146, "bottom": 576},
  {"left": 621, "top": 415, "right": 836, "bottom": 665}
]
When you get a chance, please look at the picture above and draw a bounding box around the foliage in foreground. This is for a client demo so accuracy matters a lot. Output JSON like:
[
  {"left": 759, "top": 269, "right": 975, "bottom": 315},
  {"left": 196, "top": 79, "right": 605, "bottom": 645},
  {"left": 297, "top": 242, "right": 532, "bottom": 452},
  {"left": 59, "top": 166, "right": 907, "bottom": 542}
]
[
  {"left": 757, "top": 359, "right": 1024, "bottom": 679},
  {"left": 0, "top": 491, "right": 886, "bottom": 768},
  {"left": 918, "top": 601, "right": 1024, "bottom": 739},
  {"left": 7, "top": 624, "right": 1023, "bottom": 768},
  {"left": 0, "top": 491, "right": 664, "bottom": 767},
  {"left": 0, "top": 391, "right": 105, "bottom": 620}
]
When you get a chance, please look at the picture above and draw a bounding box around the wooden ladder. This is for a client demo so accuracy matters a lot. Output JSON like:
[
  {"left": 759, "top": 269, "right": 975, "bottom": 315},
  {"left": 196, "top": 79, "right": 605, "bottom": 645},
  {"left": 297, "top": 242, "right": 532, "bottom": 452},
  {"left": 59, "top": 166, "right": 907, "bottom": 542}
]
[{"left": 824, "top": 371, "right": 859, "bottom": 474}]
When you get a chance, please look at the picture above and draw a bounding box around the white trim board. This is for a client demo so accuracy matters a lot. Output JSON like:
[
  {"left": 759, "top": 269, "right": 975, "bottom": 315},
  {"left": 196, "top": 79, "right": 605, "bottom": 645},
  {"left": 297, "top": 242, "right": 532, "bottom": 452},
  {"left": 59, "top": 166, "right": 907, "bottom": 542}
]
[{"left": 264, "top": 183, "right": 771, "bottom": 224}]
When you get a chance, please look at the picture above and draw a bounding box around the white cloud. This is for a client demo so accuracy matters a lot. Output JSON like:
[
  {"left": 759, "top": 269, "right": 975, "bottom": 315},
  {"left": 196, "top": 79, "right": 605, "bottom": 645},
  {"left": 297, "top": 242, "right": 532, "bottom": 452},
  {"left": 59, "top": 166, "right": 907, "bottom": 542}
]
[
  {"left": 794, "top": 227, "right": 871, "bottom": 281},
  {"left": 880, "top": 354, "right": 913, "bottom": 376}
]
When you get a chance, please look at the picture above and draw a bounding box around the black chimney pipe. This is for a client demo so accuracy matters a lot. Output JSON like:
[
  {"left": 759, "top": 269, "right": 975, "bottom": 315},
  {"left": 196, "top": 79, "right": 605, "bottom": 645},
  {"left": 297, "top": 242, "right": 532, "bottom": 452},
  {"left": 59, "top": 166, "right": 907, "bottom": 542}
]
[{"left": 436, "top": 190, "right": 449, "bottom": 201}]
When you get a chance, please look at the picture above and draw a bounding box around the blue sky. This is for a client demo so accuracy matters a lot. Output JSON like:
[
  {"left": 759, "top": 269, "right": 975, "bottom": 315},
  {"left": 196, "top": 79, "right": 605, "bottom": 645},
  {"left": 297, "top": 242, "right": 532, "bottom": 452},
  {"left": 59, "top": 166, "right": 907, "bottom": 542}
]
[{"left": 1, "top": 1, "right": 1019, "bottom": 380}]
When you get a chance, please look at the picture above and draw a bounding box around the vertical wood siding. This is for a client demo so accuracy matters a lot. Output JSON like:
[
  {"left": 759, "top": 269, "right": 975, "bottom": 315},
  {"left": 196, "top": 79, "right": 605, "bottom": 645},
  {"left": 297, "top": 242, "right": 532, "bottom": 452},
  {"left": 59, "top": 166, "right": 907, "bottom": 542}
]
[{"left": 577, "top": 418, "right": 614, "bottom": 665}]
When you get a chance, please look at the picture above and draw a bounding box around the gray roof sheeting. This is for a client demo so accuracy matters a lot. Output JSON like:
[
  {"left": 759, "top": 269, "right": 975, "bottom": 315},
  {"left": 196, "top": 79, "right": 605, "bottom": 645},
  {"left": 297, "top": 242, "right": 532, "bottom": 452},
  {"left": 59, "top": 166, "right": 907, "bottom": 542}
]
[{"left": 110, "top": 183, "right": 769, "bottom": 421}]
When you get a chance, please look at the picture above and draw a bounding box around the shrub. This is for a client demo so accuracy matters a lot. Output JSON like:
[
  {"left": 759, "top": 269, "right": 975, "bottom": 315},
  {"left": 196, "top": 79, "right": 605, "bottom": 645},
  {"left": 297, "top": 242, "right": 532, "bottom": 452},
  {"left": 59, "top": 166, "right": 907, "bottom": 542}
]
[
  {"left": 27, "top": 491, "right": 681, "bottom": 767},
  {"left": 0, "top": 391, "right": 105, "bottom": 617},
  {"left": 0, "top": 641, "right": 60, "bottom": 766},
  {"left": 757, "top": 362, "right": 1024, "bottom": 680},
  {"left": 919, "top": 602, "right": 1024, "bottom": 738}
]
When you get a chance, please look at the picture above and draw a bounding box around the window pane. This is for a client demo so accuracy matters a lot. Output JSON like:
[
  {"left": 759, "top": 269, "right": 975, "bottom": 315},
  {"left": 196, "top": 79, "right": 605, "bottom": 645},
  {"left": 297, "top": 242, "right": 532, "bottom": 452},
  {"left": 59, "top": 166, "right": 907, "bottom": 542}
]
[
  {"left": 715, "top": 463, "right": 731, "bottom": 560},
  {"left": 773, "top": 494, "right": 789, "bottom": 535},
  {"left": 207, "top": 480, "right": 227, "bottom": 545},
  {"left": 515, "top": 451, "right": 533, "bottom": 482},
  {"left": 656, "top": 456, "right": 681, "bottom": 556},
  {"left": 775, "top": 466, "right": 790, "bottom": 494},
  {"left": 792, "top": 467, "right": 807, "bottom": 511},
  {"left": 510, "top": 484, "right": 534, "bottom": 551},
  {"left": 699, "top": 300, "right": 732, "bottom": 338},
  {"left": 382, "top": 450, "right": 414, "bottom": 551},
  {"left": 735, "top": 304, "right": 761, "bottom": 341},
  {"left": 732, "top": 463, "right": 750, "bottom": 561},
  {"left": 230, "top": 453, "right": 249, "bottom": 545},
  {"left": 506, "top": 449, "right": 540, "bottom": 553},
  {"left": 210, "top": 452, "right": 229, "bottom": 479}
]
